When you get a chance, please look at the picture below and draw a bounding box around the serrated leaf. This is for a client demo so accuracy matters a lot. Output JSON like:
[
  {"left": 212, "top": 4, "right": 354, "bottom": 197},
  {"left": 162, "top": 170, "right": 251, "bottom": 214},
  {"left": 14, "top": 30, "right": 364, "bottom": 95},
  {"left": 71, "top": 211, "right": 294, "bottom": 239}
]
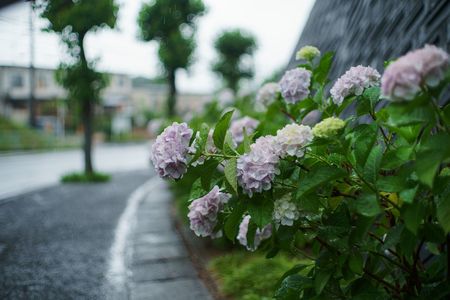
[
  {"left": 246, "top": 220, "right": 257, "bottom": 249},
  {"left": 436, "top": 196, "right": 450, "bottom": 233},
  {"left": 190, "top": 123, "right": 209, "bottom": 164},
  {"left": 213, "top": 110, "right": 234, "bottom": 149},
  {"left": 224, "top": 158, "right": 238, "bottom": 194}
]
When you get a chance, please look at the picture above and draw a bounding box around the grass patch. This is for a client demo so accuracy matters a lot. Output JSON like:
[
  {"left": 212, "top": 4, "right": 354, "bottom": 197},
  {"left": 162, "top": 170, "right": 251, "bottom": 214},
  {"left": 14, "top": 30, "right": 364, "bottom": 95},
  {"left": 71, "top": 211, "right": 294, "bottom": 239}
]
[
  {"left": 0, "top": 116, "right": 80, "bottom": 151},
  {"left": 209, "top": 251, "right": 309, "bottom": 300},
  {"left": 61, "top": 172, "right": 111, "bottom": 183}
]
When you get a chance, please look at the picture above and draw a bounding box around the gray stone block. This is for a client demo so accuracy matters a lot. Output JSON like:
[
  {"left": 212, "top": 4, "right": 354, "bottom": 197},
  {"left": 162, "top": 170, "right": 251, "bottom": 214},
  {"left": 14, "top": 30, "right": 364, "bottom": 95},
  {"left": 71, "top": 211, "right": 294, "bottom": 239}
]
[
  {"left": 133, "top": 243, "right": 188, "bottom": 263},
  {"left": 131, "top": 259, "right": 197, "bottom": 282},
  {"left": 131, "top": 278, "right": 213, "bottom": 300}
]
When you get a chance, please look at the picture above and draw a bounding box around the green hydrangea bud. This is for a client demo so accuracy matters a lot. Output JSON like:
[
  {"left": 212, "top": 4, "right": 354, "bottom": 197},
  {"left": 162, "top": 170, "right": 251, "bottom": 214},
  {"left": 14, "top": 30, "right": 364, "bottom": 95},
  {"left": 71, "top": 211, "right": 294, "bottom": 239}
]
[
  {"left": 312, "top": 117, "right": 345, "bottom": 138},
  {"left": 296, "top": 45, "right": 321, "bottom": 61}
]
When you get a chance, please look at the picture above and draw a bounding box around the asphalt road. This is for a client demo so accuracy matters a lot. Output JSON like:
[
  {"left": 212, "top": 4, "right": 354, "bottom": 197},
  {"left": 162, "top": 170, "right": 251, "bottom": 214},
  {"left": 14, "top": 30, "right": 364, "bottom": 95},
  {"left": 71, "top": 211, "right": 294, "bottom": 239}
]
[
  {"left": 0, "top": 170, "right": 151, "bottom": 299},
  {"left": 0, "top": 143, "right": 151, "bottom": 200}
]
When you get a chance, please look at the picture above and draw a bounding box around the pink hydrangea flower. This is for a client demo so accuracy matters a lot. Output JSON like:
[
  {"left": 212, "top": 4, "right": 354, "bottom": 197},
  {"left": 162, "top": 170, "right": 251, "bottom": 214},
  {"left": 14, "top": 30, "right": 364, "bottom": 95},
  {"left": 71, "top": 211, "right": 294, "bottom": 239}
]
[
  {"left": 279, "top": 67, "right": 312, "bottom": 104},
  {"left": 230, "top": 116, "right": 260, "bottom": 145},
  {"left": 150, "top": 122, "right": 193, "bottom": 179},
  {"left": 237, "top": 136, "right": 280, "bottom": 197},
  {"left": 188, "top": 186, "right": 231, "bottom": 237},
  {"left": 330, "top": 65, "right": 381, "bottom": 105},
  {"left": 237, "top": 215, "right": 272, "bottom": 251},
  {"left": 382, "top": 44, "right": 449, "bottom": 101}
]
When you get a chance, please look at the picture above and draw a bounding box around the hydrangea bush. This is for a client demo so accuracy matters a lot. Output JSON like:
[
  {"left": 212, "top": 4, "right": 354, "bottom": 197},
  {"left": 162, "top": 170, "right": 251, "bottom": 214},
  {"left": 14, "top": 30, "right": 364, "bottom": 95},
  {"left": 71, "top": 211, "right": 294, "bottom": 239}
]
[{"left": 151, "top": 44, "right": 450, "bottom": 299}]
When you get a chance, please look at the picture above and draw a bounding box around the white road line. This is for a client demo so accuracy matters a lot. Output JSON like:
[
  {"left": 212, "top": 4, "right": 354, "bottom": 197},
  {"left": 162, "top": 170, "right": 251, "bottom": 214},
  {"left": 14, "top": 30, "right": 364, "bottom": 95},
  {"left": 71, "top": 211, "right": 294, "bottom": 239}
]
[{"left": 105, "top": 176, "right": 163, "bottom": 298}]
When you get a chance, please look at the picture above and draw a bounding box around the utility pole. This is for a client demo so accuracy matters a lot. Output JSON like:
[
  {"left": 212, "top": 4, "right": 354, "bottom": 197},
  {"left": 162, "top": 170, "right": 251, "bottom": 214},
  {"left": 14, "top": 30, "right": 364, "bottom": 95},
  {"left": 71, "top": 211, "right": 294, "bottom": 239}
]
[{"left": 28, "top": 0, "right": 37, "bottom": 128}]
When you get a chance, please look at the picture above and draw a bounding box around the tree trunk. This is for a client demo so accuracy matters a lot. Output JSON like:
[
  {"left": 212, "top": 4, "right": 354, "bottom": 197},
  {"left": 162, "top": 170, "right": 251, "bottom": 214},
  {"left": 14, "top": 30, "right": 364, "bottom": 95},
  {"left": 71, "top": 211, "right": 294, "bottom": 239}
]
[
  {"left": 167, "top": 69, "right": 177, "bottom": 117},
  {"left": 79, "top": 34, "right": 94, "bottom": 175}
]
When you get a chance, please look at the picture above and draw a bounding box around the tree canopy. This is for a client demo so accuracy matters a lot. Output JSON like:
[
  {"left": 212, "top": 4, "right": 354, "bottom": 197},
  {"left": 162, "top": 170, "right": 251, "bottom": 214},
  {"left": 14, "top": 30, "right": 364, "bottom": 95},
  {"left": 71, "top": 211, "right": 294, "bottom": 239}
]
[
  {"left": 213, "top": 29, "right": 257, "bottom": 94},
  {"left": 138, "top": 0, "right": 206, "bottom": 116}
]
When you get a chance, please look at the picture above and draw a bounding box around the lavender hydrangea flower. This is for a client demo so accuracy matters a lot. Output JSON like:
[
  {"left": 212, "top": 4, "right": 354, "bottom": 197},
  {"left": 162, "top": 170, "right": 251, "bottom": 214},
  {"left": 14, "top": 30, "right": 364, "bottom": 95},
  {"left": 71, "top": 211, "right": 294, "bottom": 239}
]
[
  {"left": 150, "top": 122, "right": 193, "bottom": 179},
  {"left": 330, "top": 65, "right": 381, "bottom": 105},
  {"left": 279, "top": 67, "right": 312, "bottom": 104},
  {"left": 230, "top": 116, "right": 260, "bottom": 145},
  {"left": 237, "top": 136, "right": 280, "bottom": 197},
  {"left": 381, "top": 45, "right": 449, "bottom": 101},
  {"left": 256, "top": 82, "right": 280, "bottom": 107},
  {"left": 275, "top": 124, "right": 313, "bottom": 158},
  {"left": 237, "top": 215, "right": 272, "bottom": 251},
  {"left": 273, "top": 195, "right": 299, "bottom": 226},
  {"left": 188, "top": 186, "right": 231, "bottom": 238}
]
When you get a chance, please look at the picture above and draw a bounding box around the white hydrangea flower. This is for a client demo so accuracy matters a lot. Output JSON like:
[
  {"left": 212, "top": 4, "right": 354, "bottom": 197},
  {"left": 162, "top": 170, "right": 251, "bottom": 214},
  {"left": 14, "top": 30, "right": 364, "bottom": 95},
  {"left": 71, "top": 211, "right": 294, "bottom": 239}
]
[
  {"left": 273, "top": 195, "right": 299, "bottom": 226},
  {"left": 237, "top": 215, "right": 272, "bottom": 251},
  {"left": 256, "top": 82, "right": 280, "bottom": 107},
  {"left": 275, "top": 124, "right": 313, "bottom": 158},
  {"left": 330, "top": 65, "right": 381, "bottom": 105}
]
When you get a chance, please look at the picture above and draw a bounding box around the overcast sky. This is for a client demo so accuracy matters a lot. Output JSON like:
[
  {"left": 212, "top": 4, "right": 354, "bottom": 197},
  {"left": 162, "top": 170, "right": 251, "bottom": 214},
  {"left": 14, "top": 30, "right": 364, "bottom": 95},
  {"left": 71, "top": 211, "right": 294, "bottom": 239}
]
[{"left": 0, "top": 0, "right": 315, "bottom": 93}]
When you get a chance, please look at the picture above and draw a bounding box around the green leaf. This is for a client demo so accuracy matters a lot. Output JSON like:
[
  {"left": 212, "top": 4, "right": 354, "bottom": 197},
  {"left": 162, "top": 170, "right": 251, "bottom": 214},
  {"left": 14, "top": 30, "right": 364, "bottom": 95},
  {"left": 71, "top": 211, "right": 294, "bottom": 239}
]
[
  {"left": 386, "top": 103, "right": 434, "bottom": 127},
  {"left": 224, "top": 158, "right": 238, "bottom": 194},
  {"left": 200, "top": 159, "right": 220, "bottom": 190},
  {"left": 314, "top": 269, "right": 331, "bottom": 295},
  {"left": 399, "top": 185, "right": 418, "bottom": 204},
  {"left": 351, "top": 124, "right": 378, "bottom": 168},
  {"left": 190, "top": 123, "right": 209, "bottom": 164},
  {"left": 381, "top": 225, "right": 404, "bottom": 252},
  {"left": 246, "top": 220, "right": 257, "bottom": 249},
  {"left": 296, "top": 166, "right": 346, "bottom": 198},
  {"left": 188, "top": 178, "right": 205, "bottom": 201},
  {"left": 275, "top": 275, "right": 311, "bottom": 300},
  {"left": 377, "top": 175, "right": 407, "bottom": 192},
  {"left": 224, "top": 202, "right": 245, "bottom": 241},
  {"left": 415, "top": 133, "right": 450, "bottom": 188},
  {"left": 363, "top": 86, "right": 381, "bottom": 105},
  {"left": 402, "top": 202, "right": 424, "bottom": 234},
  {"left": 355, "top": 193, "right": 381, "bottom": 217},
  {"left": 213, "top": 110, "right": 234, "bottom": 149},
  {"left": 248, "top": 198, "right": 274, "bottom": 228},
  {"left": 436, "top": 196, "right": 450, "bottom": 233},
  {"left": 314, "top": 51, "right": 334, "bottom": 85},
  {"left": 363, "top": 145, "right": 382, "bottom": 183},
  {"left": 223, "top": 131, "right": 237, "bottom": 156},
  {"left": 348, "top": 252, "right": 364, "bottom": 274}
]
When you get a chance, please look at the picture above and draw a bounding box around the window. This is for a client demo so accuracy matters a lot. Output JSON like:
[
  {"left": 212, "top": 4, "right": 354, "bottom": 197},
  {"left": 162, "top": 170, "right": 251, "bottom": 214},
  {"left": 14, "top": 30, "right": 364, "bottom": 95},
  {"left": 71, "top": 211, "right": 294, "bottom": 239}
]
[
  {"left": 37, "top": 73, "right": 48, "bottom": 88},
  {"left": 10, "top": 73, "right": 23, "bottom": 88}
]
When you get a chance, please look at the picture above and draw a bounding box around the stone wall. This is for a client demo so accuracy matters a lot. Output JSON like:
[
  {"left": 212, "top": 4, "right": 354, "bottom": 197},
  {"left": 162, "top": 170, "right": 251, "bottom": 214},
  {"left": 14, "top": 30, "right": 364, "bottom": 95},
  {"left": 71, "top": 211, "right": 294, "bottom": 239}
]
[{"left": 288, "top": 0, "right": 450, "bottom": 81}]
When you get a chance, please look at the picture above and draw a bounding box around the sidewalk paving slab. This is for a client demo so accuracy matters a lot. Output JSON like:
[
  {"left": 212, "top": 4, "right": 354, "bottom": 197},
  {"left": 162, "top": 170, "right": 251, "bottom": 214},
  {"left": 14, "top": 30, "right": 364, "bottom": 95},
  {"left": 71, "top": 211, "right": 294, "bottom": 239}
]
[{"left": 127, "top": 182, "right": 212, "bottom": 300}]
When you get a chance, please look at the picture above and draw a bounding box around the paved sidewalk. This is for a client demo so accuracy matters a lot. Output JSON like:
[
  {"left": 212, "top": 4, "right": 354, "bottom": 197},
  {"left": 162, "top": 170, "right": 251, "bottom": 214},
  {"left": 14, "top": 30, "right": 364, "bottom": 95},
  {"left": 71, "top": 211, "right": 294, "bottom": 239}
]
[{"left": 127, "top": 178, "right": 212, "bottom": 300}]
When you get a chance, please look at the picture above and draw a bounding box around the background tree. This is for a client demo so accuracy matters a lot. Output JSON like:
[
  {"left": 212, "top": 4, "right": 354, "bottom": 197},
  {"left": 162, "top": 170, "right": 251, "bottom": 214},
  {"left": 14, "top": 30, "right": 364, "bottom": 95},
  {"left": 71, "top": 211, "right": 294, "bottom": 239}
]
[
  {"left": 213, "top": 29, "right": 257, "bottom": 95},
  {"left": 138, "top": 0, "right": 205, "bottom": 117},
  {"left": 40, "top": 0, "right": 118, "bottom": 176}
]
